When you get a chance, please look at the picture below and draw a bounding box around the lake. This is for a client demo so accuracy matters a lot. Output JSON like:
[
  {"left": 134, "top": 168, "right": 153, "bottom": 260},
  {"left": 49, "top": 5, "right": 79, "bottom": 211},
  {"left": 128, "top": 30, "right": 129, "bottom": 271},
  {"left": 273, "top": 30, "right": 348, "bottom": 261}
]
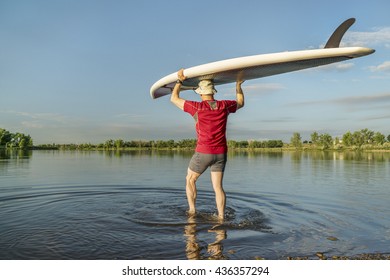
[{"left": 0, "top": 149, "right": 389, "bottom": 259}]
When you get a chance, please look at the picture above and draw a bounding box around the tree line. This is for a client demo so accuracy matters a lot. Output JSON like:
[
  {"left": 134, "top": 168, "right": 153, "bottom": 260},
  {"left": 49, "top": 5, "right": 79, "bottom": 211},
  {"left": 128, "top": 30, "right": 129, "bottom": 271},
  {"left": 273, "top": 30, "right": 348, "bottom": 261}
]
[
  {"left": 290, "top": 128, "right": 390, "bottom": 150},
  {"left": 0, "top": 128, "right": 33, "bottom": 149},
  {"left": 2, "top": 127, "right": 390, "bottom": 151},
  {"left": 37, "top": 139, "right": 284, "bottom": 150}
]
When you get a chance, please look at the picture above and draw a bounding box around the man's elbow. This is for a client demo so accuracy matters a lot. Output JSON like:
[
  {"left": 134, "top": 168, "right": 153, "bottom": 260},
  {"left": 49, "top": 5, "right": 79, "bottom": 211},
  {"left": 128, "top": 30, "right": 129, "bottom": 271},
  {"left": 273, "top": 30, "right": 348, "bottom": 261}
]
[
  {"left": 170, "top": 96, "right": 185, "bottom": 110},
  {"left": 170, "top": 94, "right": 179, "bottom": 105}
]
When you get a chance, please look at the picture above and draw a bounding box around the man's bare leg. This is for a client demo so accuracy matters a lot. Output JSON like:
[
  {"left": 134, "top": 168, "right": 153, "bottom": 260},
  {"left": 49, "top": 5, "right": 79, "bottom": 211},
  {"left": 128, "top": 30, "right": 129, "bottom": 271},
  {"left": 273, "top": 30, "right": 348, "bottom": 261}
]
[
  {"left": 211, "top": 171, "right": 226, "bottom": 221},
  {"left": 186, "top": 168, "right": 200, "bottom": 215}
]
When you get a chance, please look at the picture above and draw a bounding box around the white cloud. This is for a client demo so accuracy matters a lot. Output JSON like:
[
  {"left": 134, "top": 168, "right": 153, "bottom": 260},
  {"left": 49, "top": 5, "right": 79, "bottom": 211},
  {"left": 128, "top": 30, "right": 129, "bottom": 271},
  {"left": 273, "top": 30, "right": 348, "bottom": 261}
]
[
  {"left": 245, "top": 83, "right": 285, "bottom": 93},
  {"left": 1, "top": 110, "right": 83, "bottom": 128},
  {"left": 21, "top": 121, "right": 44, "bottom": 129},
  {"left": 316, "top": 62, "right": 355, "bottom": 72},
  {"left": 4, "top": 110, "right": 65, "bottom": 122},
  {"left": 369, "top": 61, "right": 390, "bottom": 73},
  {"left": 222, "top": 83, "right": 285, "bottom": 97},
  {"left": 290, "top": 93, "right": 390, "bottom": 108},
  {"left": 334, "top": 62, "right": 355, "bottom": 71},
  {"left": 342, "top": 27, "right": 390, "bottom": 48}
]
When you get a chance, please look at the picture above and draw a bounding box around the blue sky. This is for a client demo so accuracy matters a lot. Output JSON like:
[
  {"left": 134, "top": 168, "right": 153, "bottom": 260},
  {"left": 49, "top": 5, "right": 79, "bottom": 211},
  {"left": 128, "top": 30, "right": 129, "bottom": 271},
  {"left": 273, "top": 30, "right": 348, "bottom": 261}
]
[{"left": 1, "top": 0, "right": 389, "bottom": 144}]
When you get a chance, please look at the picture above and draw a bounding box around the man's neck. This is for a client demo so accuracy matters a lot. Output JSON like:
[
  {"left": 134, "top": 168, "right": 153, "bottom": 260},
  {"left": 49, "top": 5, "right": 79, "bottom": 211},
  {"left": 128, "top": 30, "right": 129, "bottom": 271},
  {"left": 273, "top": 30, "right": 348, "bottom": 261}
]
[{"left": 201, "top": 94, "right": 215, "bottom": 101}]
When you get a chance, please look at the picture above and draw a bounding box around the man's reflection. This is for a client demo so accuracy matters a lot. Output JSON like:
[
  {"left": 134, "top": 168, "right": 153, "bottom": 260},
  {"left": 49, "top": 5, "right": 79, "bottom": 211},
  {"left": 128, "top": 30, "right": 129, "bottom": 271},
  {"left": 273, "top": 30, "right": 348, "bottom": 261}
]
[{"left": 184, "top": 215, "right": 227, "bottom": 260}]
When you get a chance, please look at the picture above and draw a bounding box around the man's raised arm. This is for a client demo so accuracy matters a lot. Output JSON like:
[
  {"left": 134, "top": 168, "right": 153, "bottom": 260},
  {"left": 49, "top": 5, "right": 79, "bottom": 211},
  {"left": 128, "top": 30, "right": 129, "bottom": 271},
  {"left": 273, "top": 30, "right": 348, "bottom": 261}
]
[
  {"left": 236, "top": 80, "right": 245, "bottom": 110},
  {"left": 170, "top": 69, "right": 187, "bottom": 111}
]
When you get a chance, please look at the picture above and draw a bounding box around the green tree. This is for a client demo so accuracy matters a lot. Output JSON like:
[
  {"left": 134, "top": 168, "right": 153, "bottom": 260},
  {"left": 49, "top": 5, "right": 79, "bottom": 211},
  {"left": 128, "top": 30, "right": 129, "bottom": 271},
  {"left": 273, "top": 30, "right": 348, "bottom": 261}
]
[
  {"left": 290, "top": 132, "right": 302, "bottom": 148},
  {"left": 268, "top": 140, "right": 283, "bottom": 148},
  {"left": 319, "top": 133, "right": 333, "bottom": 149},
  {"left": 167, "top": 139, "right": 175, "bottom": 148},
  {"left": 342, "top": 131, "right": 353, "bottom": 146},
  {"left": 352, "top": 131, "right": 364, "bottom": 146},
  {"left": 19, "top": 137, "right": 28, "bottom": 149},
  {"left": 0, "top": 131, "right": 33, "bottom": 149},
  {"left": 360, "top": 128, "right": 374, "bottom": 144},
  {"left": 177, "top": 139, "right": 196, "bottom": 148},
  {"left": 373, "top": 132, "right": 385, "bottom": 145},
  {"left": 155, "top": 140, "right": 172, "bottom": 149},
  {"left": 311, "top": 131, "right": 319, "bottom": 145},
  {"left": 115, "top": 139, "right": 124, "bottom": 149},
  {"left": 231, "top": 141, "right": 247, "bottom": 148},
  {"left": 227, "top": 140, "right": 237, "bottom": 149},
  {"left": 0, "top": 129, "right": 12, "bottom": 146},
  {"left": 104, "top": 139, "right": 114, "bottom": 149}
]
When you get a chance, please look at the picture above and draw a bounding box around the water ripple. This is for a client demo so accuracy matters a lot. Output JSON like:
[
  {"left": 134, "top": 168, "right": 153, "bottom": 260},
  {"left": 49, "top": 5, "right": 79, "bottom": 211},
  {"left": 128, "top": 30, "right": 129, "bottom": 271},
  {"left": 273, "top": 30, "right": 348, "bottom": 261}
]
[
  {"left": 0, "top": 183, "right": 389, "bottom": 259},
  {"left": 0, "top": 184, "right": 274, "bottom": 259}
]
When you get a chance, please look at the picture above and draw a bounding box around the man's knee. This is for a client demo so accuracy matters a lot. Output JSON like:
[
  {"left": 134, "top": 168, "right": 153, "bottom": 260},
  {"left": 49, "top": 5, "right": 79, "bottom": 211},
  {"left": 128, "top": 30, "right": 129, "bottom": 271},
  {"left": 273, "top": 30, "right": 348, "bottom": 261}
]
[{"left": 186, "top": 169, "right": 200, "bottom": 184}]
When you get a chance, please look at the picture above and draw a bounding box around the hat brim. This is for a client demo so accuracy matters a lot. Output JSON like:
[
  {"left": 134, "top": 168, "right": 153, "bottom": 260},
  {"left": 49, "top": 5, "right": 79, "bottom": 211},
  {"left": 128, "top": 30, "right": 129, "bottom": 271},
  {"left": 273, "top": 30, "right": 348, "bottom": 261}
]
[{"left": 194, "top": 88, "right": 217, "bottom": 95}]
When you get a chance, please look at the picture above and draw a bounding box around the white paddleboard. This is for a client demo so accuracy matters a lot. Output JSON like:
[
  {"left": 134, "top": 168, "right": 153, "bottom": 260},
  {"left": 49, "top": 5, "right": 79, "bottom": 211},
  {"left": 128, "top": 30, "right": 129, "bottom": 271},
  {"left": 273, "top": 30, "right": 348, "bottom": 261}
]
[{"left": 150, "top": 19, "right": 375, "bottom": 99}]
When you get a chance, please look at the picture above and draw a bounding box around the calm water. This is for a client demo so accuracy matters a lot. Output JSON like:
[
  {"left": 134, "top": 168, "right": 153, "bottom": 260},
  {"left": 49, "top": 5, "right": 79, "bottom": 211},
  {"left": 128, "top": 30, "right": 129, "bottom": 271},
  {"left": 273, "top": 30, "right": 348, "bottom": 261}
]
[{"left": 0, "top": 149, "right": 389, "bottom": 259}]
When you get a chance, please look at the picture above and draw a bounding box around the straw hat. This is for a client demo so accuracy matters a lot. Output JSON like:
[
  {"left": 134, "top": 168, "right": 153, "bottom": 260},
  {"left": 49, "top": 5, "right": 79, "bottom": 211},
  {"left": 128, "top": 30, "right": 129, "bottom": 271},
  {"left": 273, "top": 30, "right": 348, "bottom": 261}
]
[{"left": 194, "top": 80, "right": 217, "bottom": 95}]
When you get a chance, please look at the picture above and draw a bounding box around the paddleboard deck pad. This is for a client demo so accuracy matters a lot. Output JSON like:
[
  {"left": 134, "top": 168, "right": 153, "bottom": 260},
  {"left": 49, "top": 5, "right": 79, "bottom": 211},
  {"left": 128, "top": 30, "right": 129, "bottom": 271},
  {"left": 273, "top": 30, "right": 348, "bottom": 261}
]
[{"left": 150, "top": 19, "right": 375, "bottom": 99}]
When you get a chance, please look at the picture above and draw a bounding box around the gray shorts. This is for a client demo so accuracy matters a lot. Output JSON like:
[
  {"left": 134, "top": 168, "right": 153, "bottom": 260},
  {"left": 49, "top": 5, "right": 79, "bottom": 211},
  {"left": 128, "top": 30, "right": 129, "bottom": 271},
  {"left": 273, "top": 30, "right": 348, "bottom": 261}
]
[{"left": 188, "top": 152, "right": 227, "bottom": 174}]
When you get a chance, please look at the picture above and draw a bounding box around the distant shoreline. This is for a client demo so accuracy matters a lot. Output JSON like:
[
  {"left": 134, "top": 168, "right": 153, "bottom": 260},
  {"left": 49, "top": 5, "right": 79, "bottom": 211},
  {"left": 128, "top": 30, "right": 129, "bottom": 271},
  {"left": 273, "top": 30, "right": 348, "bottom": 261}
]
[
  {"left": 2, "top": 128, "right": 390, "bottom": 152},
  {"left": 2, "top": 146, "right": 389, "bottom": 152}
]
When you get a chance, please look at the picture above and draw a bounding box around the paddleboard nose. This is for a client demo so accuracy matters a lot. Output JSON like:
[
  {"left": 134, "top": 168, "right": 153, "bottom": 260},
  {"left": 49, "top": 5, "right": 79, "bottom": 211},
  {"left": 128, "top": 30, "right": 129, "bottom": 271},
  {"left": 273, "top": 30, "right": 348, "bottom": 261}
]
[{"left": 350, "top": 47, "right": 375, "bottom": 58}]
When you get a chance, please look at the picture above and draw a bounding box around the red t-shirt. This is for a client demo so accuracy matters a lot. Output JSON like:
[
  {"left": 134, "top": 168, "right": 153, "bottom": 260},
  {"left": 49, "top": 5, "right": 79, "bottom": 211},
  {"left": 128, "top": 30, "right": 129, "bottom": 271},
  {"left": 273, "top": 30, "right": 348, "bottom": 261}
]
[{"left": 184, "top": 100, "right": 237, "bottom": 154}]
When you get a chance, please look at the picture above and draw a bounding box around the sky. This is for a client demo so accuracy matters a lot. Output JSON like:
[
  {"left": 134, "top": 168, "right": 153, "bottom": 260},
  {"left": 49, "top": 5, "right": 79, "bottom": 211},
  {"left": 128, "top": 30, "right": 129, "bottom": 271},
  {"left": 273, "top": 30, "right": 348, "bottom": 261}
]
[{"left": 1, "top": 0, "right": 390, "bottom": 144}]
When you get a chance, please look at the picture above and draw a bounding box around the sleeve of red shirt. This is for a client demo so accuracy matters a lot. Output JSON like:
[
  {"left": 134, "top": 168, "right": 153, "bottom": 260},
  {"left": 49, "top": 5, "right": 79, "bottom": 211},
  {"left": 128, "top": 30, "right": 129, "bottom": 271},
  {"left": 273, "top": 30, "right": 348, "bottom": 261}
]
[
  {"left": 225, "top": 100, "right": 238, "bottom": 113},
  {"left": 184, "top": 100, "right": 198, "bottom": 116}
]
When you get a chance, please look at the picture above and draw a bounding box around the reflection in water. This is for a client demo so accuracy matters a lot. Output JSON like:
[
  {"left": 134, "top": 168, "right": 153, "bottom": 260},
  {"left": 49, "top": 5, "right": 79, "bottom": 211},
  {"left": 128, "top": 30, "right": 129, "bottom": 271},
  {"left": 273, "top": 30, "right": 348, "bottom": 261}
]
[
  {"left": 1, "top": 149, "right": 390, "bottom": 259},
  {"left": 286, "top": 150, "right": 390, "bottom": 162},
  {"left": 101, "top": 149, "right": 194, "bottom": 159},
  {"left": 0, "top": 149, "right": 32, "bottom": 176},
  {"left": 0, "top": 149, "right": 32, "bottom": 160},
  {"left": 207, "top": 225, "right": 227, "bottom": 260},
  {"left": 184, "top": 215, "right": 200, "bottom": 260},
  {"left": 184, "top": 215, "right": 227, "bottom": 260}
]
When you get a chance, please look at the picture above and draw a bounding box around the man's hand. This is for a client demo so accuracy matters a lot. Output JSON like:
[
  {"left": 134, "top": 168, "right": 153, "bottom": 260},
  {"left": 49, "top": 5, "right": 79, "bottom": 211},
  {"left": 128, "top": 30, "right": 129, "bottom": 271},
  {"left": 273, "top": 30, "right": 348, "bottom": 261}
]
[
  {"left": 236, "top": 80, "right": 245, "bottom": 86},
  {"left": 171, "top": 69, "right": 187, "bottom": 110},
  {"left": 178, "top": 68, "right": 187, "bottom": 82}
]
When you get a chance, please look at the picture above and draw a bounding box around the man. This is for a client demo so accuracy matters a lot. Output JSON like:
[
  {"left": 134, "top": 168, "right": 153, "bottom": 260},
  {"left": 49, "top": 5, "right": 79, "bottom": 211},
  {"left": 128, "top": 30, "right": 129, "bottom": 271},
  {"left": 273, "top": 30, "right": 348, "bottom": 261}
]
[{"left": 171, "top": 68, "right": 245, "bottom": 221}]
